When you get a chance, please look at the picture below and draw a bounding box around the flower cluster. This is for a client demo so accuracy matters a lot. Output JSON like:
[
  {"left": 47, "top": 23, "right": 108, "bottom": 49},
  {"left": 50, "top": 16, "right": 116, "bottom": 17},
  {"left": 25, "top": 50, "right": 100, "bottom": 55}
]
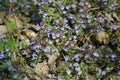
[{"left": 0, "top": 0, "right": 120, "bottom": 80}]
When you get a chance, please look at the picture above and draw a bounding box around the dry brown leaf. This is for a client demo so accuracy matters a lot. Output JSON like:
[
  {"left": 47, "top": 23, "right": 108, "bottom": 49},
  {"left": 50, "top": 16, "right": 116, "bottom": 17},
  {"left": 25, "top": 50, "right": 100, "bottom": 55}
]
[
  {"left": 105, "top": 13, "right": 114, "bottom": 22},
  {"left": 14, "top": 16, "right": 24, "bottom": 29},
  {"left": 34, "top": 60, "right": 49, "bottom": 77},
  {"left": 0, "top": 25, "right": 8, "bottom": 34},
  {"left": 16, "top": 64, "right": 48, "bottom": 80},
  {"left": 112, "top": 12, "right": 120, "bottom": 22},
  {"left": 7, "top": 16, "right": 24, "bottom": 29},
  {"left": 0, "top": 12, "right": 6, "bottom": 24},
  {"left": 25, "top": 30, "right": 37, "bottom": 38},
  {"left": 20, "top": 35, "right": 30, "bottom": 45},
  {"left": 96, "top": 31, "right": 109, "bottom": 45},
  {"left": 48, "top": 49, "right": 60, "bottom": 72}
]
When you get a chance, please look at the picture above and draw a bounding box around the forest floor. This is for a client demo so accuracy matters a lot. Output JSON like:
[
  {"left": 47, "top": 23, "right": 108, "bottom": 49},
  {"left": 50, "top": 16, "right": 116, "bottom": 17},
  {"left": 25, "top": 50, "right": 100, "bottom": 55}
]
[{"left": 0, "top": 0, "right": 120, "bottom": 80}]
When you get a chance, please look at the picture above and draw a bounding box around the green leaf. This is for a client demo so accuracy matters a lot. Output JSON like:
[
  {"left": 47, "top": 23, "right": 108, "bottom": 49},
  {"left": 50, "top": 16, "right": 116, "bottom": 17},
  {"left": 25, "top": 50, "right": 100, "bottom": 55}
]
[
  {"left": 50, "top": 44, "right": 55, "bottom": 48},
  {"left": 7, "top": 21, "right": 17, "bottom": 31},
  {"left": 48, "top": 25, "right": 53, "bottom": 29},
  {"left": 48, "top": 9, "right": 54, "bottom": 16},
  {"left": 0, "top": 63, "right": 8, "bottom": 69},
  {"left": 7, "top": 38, "right": 16, "bottom": 52},
  {"left": 26, "top": 17, "right": 31, "bottom": 22},
  {"left": 112, "top": 76, "right": 120, "bottom": 80},
  {"left": 65, "top": 74, "right": 72, "bottom": 78},
  {"left": 77, "top": 27, "right": 84, "bottom": 36},
  {"left": 0, "top": 41, "right": 6, "bottom": 50}
]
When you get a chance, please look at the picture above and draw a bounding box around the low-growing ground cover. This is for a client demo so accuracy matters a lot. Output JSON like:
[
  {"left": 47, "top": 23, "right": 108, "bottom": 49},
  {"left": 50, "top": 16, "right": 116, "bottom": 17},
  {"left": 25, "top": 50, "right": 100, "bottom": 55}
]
[{"left": 0, "top": 0, "right": 120, "bottom": 80}]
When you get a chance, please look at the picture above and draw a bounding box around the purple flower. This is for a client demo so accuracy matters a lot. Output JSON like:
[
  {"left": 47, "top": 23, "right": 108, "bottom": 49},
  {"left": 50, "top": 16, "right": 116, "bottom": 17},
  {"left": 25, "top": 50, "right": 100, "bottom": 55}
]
[
  {"left": 78, "top": 70, "right": 82, "bottom": 75},
  {"left": 98, "top": 17, "right": 103, "bottom": 23},
  {"left": 72, "top": 54, "right": 79, "bottom": 60},
  {"left": 63, "top": 47, "right": 68, "bottom": 52},
  {"left": 56, "top": 77, "right": 62, "bottom": 80},
  {"left": 70, "top": 43, "right": 74, "bottom": 47},
  {"left": 43, "top": 13, "right": 48, "bottom": 18},
  {"left": 69, "top": 63, "right": 72, "bottom": 67},
  {"left": 68, "top": 14, "right": 74, "bottom": 19},
  {"left": 105, "top": 54, "right": 109, "bottom": 59},
  {"left": 66, "top": 5, "right": 70, "bottom": 10},
  {"left": 30, "top": 63, "right": 36, "bottom": 67},
  {"left": 55, "top": 19, "right": 60, "bottom": 23},
  {"left": 34, "top": 24, "right": 40, "bottom": 30},
  {"left": 6, "top": 60, "right": 12, "bottom": 66},
  {"left": 74, "top": 25, "right": 79, "bottom": 29},
  {"left": 102, "top": 0, "right": 107, "bottom": 5},
  {"left": 73, "top": 35, "right": 77, "bottom": 40},
  {"left": 87, "top": 19, "right": 91, "bottom": 23},
  {"left": 32, "top": 44, "right": 41, "bottom": 53},
  {"left": 88, "top": 4, "right": 91, "bottom": 8},
  {"left": 8, "top": 65, "right": 14, "bottom": 72},
  {"left": 93, "top": 52, "right": 99, "bottom": 57},
  {"left": 55, "top": 39, "right": 59, "bottom": 43},
  {"left": 48, "top": 40, "right": 53, "bottom": 44},
  {"left": 61, "top": 27, "right": 64, "bottom": 31},
  {"left": 80, "top": 14, "right": 85, "bottom": 18},
  {"left": 63, "top": 18, "right": 68, "bottom": 23},
  {"left": 22, "top": 50, "right": 27, "bottom": 55},
  {"left": 2, "top": 38, "right": 7, "bottom": 42},
  {"left": 85, "top": 2, "right": 89, "bottom": 5},
  {"left": 101, "top": 70, "right": 106, "bottom": 75},
  {"left": 88, "top": 44, "right": 93, "bottom": 50},
  {"left": 32, "top": 53, "right": 38, "bottom": 60},
  {"left": 99, "top": 69, "right": 106, "bottom": 76},
  {"left": 109, "top": 4, "right": 115, "bottom": 10},
  {"left": 62, "top": 35, "right": 66, "bottom": 38},
  {"left": 13, "top": 73, "right": 18, "bottom": 79},
  {"left": 75, "top": 30, "right": 79, "bottom": 34},
  {"left": 23, "top": 76, "right": 29, "bottom": 80},
  {"left": 71, "top": 4, "right": 76, "bottom": 8},
  {"left": 5, "top": 47, "right": 9, "bottom": 52},
  {"left": 52, "top": 33, "right": 56, "bottom": 39},
  {"left": 57, "top": 0, "right": 62, "bottom": 3},
  {"left": 56, "top": 33, "right": 60, "bottom": 38},
  {"left": 110, "top": 24, "right": 117, "bottom": 30},
  {"left": 117, "top": 70, "right": 120, "bottom": 75},
  {"left": 0, "top": 53, "right": 5, "bottom": 59},
  {"left": 111, "top": 54, "right": 116, "bottom": 59},
  {"left": 69, "top": 37, "right": 72, "bottom": 40},
  {"left": 79, "top": 9, "right": 84, "bottom": 13},
  {"left": 0, "top": 33, "right": 5, "bottom": 39},
  {"left": 44, "top": 46, "right": 51, "bottom": 52},
  {"left": 60, "top": 6, "right": 64, "bottom": 10},
  {"left": 75, "top": 58, "right": 80, "bottom": 61},
  {"left": 73, "top": 62, "right": 79, "bottom": 67},
  {"left": 102, "top": 0, "right": 107, "bottom": 2},
  {"left": 79, "top": 2, "right": 84, "bottom": 6},
  {"left": 106, "top": 67, "right": 110, "bottom": 71},
  {"left": 47, "top": 74, "right": 52, "bottom": 78},
  {"left": 81, "top": 24, "right": 86, "bottom": 28},
  {"left": 63, "top": 11, "right": 67, "bottom": 14},
  {"left": 64, "top": 55, "right": 69, "bottom": 62},
  {"left": 66, "top": 69, "right": 71, "bottom": 74},
  {"left": 78, "top": 47, "right": 85, "bottom": 51},
  {"left": 75, "top": 67, "right": 81, "bottom": 72},
  {"left": 30, "top": 38, "right": 36, "bottom": 44},
  {"left": 84, "top": 54, "right": 89, "bottom": 60}
]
